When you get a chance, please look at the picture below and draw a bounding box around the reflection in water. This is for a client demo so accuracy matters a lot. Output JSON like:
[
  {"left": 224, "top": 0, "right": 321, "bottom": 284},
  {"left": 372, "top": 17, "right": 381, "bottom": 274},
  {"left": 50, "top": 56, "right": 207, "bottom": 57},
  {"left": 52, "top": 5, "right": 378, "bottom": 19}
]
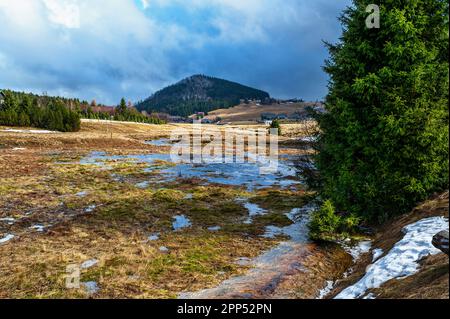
[{"left": 78, "top": 151, "right": 300, "bottom": 191}]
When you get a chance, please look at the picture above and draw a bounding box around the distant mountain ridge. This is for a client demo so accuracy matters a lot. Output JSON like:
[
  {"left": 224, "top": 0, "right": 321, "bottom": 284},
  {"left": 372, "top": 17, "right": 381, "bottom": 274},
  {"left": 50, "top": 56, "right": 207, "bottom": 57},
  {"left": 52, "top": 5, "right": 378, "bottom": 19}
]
[{"left": 136, "top": 74, "right": 270, "bottom": 117}]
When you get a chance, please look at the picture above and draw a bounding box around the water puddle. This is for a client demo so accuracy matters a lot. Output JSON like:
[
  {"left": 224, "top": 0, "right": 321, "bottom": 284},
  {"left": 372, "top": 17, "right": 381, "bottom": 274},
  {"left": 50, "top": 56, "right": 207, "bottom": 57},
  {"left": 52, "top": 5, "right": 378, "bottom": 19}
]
[
  {"left": 0, "top": 217, "right": 16, "bottom": 225},
  {"left": 144, "top": 138, "right": 172, "bottom": 146},
  {"left": 172, "top": 215, "right": 192, "bottom": 231},
  {"left": 242, "top": 202, "right": 267, "bottom": 224},
  {"left": 76, "top": 151, "right": 301, "bottom": 191},
  {"left": 148, "top": 233, "right": 160, "bottom": 241},
  {"left": 179, "top": 204, "right": 316, "bottom": 299},
  {"left": 83, "top": 281, "right": 99, "bottom": 295},
  {"left": 29, "top": 225, "right": 46, "bottom": 232},
  {"left": 262, "top": 208, "right": 310, "bottom": 242},
  {"left": 0, "top": 234, "right": 14, "bottom": 244}
]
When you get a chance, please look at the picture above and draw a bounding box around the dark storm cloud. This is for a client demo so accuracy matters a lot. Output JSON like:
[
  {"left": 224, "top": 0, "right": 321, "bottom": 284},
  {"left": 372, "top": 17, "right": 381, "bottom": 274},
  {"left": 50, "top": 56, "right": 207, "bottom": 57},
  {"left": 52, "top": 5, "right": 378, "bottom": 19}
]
[{"left": 0, "top": 0, "right": 351, "bottom": 104}]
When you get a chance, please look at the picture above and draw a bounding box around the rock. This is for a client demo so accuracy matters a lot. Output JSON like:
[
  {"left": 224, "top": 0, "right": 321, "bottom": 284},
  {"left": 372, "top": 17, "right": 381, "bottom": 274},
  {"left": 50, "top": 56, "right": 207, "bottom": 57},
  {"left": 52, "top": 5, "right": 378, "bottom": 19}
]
[{"left": 432, "top": 231, "right": 449, "bottom": 255}]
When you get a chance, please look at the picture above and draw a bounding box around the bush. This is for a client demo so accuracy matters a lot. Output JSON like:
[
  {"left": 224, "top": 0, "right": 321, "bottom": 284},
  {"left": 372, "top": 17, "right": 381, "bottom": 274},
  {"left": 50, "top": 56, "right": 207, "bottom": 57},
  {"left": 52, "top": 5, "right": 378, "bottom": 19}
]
[
  {"left": 309, "top": 200, "right": 361, "bottom": 241},
  {"left": 270, "top": 119, "right": 282, "bottom": 135}
]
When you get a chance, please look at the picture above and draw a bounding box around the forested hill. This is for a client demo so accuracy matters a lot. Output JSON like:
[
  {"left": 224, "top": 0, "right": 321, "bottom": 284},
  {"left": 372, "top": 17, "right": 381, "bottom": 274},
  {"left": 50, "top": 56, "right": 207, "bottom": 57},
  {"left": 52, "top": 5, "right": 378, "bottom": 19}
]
[{"left": 135, "top": 75, "right": 270, "bottom": 117}]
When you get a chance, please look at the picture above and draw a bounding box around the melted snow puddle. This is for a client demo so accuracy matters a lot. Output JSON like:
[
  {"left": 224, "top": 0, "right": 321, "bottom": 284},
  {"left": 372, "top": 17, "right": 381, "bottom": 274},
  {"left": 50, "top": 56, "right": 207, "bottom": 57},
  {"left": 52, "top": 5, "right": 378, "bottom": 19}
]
[
  {"left": 173, "top": 215, "right": 192, "bottom": 231},
  {"left": 0, "top": 234, "right": 14, "bottom": 244},
  {"left": 262, "top": 208, "right": 311, "bottom": 242},
  {"left": 335, "top": 216, "right": 449, "bottom": 299},
  {"left": 0, "top": 217, "right": 16, "bottom": 225},
  {"left": 83, "top": 281, "right": 99, "bottom": 295},
  {"left": 148, "top": 233, "right": 160, "bottom": 241},
  {"left": 144, "top": 138, "right": 171, "bottom": 146},
  {"left": 77, "top": 151, "right": 301, "bottom": 191},
  {"left": 179, "top": 204, "right": 315, "bottom": 299}
]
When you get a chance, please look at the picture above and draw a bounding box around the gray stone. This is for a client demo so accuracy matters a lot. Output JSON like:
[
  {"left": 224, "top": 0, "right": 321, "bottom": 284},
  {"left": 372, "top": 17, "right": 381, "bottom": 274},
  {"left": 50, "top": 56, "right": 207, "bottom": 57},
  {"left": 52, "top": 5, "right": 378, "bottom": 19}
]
[{"left": 432, "top": 230, "right": 449, "bottom": 255}]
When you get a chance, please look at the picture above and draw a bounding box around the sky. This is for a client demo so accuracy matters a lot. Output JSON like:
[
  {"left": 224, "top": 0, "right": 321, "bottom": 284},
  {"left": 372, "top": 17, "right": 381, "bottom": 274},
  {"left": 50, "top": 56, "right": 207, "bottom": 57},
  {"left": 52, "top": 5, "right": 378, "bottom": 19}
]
[{"left": 0, "top": 0, "right": 350, "bottom": 105}]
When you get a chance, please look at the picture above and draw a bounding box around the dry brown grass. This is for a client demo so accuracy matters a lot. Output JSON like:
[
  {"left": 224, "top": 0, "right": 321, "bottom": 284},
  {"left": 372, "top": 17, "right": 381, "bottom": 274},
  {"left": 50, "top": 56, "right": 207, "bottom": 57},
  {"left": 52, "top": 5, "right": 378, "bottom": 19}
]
[
  {"left": 0, "top": 121, "right": 315, "bottom": 299},
  {"left": 204, "top": 102, "right": 316, "bottom": 122}
]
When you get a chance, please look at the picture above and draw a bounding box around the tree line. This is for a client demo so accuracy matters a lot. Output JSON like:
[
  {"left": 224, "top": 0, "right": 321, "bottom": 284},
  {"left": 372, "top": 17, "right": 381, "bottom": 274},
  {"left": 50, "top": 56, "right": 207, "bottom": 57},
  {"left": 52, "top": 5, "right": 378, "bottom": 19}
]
[
  {"left": 0, "top": 90, "right": 81, "bottom": 132},
  {"left": 0, "top": 90, "right": 166, "bottom": 132}
]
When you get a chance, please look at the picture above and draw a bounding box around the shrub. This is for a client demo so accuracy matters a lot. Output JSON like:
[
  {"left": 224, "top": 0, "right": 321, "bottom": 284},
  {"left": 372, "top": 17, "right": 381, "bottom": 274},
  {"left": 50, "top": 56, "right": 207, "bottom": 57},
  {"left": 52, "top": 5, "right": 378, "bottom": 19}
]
[
  {"left": 309, "top": 200, "right": 361, "bottom": 241},
  {"left": 270, "top": 119, "right": 282, "bottom": 135}
]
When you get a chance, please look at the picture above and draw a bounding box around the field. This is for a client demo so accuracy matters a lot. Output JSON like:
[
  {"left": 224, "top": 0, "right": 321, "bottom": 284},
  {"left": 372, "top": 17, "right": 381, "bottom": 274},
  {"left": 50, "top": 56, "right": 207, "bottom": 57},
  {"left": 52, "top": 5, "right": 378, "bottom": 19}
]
[
  {"left": 0, "top": 120, "right": 348, "bottom": 299},
  {"left": 204, "top": 102, "right": 318, "bottom": 122}
]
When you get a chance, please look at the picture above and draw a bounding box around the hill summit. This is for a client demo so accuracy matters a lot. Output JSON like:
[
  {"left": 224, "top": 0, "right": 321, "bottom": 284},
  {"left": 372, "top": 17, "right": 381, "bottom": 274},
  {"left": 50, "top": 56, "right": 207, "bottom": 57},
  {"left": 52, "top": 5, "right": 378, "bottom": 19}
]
[{"left": 136, "top": 74, "right": 270, "bottom": 117}]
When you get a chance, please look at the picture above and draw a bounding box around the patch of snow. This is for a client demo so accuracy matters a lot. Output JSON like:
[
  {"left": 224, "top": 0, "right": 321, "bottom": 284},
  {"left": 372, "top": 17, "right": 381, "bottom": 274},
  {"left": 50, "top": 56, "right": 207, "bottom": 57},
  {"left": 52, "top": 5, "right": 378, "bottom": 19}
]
[
  {"left": 159, "top": 246, "right": 169, "bottom": 252},
  {"left": 172, "top": 215, "right": 192, "bottom": 231},
  {"left": 0, "top": 234, "right": 14, "bottom": 244},
  {"left": 3, "top": 129, "right": 57, "bottom": 134},
  {"left": 372, "top": 248, "right": 384, "bottom": 262},
  {"left": 83, "top": 281, "right": 99, "bottom": 294},
  {"left": 12, "top": 147, "right": 26, "bottom": 151},
  {"left": 207, "top": 226, "right": 221, "bottom": 232},
  {"left": 184, "top": 193, "right": 194, "bottom": 200},
  {"left": 84, "top": 205, "right": 97, "bottom": 213},
  {"left": 317, "top": 281, "right": 335, "bottom": 299},
  {"left": 0, "top": 217, "right": 16, "bottom": 225},
  {"left": 29, "top": 225, "right": 46, "bottom": 232},
  {"left": 363, "top": 293, "right": 376, "bottom": 299},
  {"left": 300, "top": 136, "right": 318, "bottom": 143},
  {"left": 343, "top": 241, "right": 372, "bottom": 261},
  {"left": 81, "top": 259, "right": 99, "bottom": 269},
  {"left": 335, "top": 216, "right": 449, "bottom": 299}
]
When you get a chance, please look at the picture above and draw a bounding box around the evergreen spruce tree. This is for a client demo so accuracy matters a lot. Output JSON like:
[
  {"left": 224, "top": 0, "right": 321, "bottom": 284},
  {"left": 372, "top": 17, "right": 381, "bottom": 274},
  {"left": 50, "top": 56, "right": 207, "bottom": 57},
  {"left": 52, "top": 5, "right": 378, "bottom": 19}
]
[{"left": 316, "top": 0, "right": 449, "bottom": 223}]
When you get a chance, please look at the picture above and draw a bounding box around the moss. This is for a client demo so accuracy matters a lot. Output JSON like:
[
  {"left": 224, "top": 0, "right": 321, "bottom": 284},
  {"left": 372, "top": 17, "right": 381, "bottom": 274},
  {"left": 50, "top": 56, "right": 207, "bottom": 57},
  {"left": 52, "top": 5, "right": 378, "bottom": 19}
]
[
  {"left": 251, "top": 190, "right": 307, "bottom": 212},
  {"left": 153, "top": 189, "right": 185, "bottom": 203},
  {"left": 254, "top": 212, "right": 292, "bottom": 227}
]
